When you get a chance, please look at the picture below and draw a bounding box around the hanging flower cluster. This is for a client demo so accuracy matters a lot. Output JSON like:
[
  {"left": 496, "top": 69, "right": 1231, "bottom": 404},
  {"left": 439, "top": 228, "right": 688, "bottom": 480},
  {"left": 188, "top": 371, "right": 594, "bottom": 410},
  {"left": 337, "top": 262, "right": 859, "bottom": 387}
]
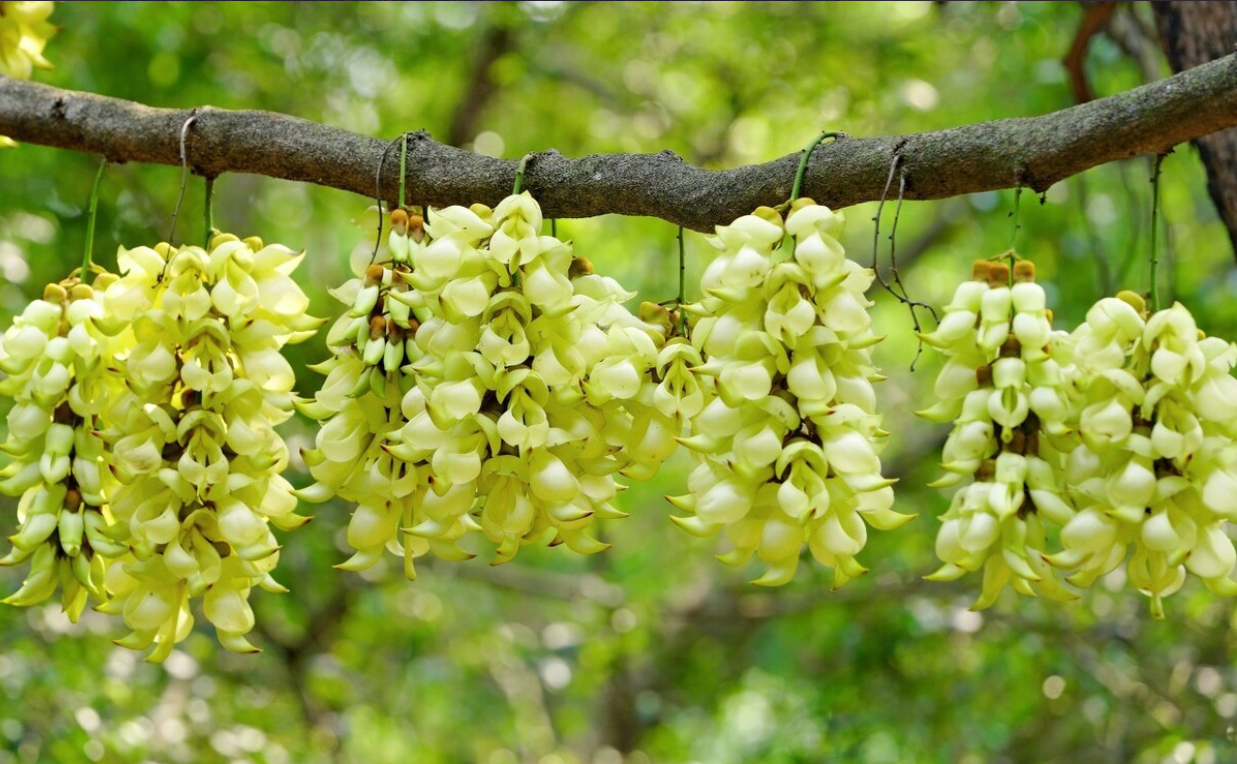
[
  {"left": 0, "top": 273, "right": 127, "bottom": 619},
  {"left": 921, "top": 257, "right": 1237, "bottom": 616},
  {"left": 92, "top": 234, "right": 319, "bottom": 660},
  {"left": 0, "top": 1, "right": 55, "bottom": 148},
  {"left": 919, "top": 258, "right": 1076, "bottom": 607},
  {"left": 669, "top": 199, "right": 911, "bottom": 588},
  {"left": 1053, "top": 292, "right": 1237, "bottom": 617},
  {"left": 297, "top": 193, "right": 654, "bottom": 575}
]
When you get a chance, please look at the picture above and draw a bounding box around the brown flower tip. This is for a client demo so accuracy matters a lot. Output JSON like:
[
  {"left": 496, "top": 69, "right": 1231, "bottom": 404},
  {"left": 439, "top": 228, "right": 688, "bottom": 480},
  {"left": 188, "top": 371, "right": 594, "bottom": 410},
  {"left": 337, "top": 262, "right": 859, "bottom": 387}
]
[
  {"left": 1012, "top": 260, "right": 1036, "bottom": 283},
  {"left": 569, "top": 257, "right": 594, "bottom": 278},
  {"left": 971, "top": 259, "right": 991, "bottom": 281},
  {"left": 365, "top": 263, "right": 386, "bottom": 282},
  {"left": 987, "top": 261, "right": 1010, "bottom": 286},
  {"left": 369, "top": 315, "right": 387, "bottom": 338}
]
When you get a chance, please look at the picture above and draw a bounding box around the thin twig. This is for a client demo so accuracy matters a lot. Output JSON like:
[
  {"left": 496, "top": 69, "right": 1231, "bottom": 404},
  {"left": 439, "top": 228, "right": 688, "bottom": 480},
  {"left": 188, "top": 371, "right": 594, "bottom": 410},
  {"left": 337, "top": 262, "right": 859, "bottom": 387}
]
[
  {"left": 889, "top": 172, "right": 938, "bottom": 371},
  {"left": 166, "top": 111, "right": 198, "bottom": 246},
  {"left": 1149, "top": 152, "right": 1166, "bottom": 311},
  {"left": 871, "top": 153, "right": 937, "bottom": 370}
]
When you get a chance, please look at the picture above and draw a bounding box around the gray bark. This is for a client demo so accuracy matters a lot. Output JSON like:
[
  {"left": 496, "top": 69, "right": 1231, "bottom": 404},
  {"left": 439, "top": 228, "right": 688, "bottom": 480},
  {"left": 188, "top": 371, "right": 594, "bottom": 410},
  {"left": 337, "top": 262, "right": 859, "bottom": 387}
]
[
  {"left": 1153, "top": 1, "right": 1237, "bottom": 256},
  {"left": 3, "top": 55, "right": 1237, "bottom": 232}
]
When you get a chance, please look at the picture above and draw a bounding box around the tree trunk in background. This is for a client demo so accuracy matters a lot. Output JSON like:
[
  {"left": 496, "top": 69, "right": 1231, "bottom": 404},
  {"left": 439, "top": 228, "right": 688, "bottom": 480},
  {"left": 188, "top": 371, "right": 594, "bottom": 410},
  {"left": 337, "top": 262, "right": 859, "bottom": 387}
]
[{"left": 1153, "top": 1, "right": 1237, "bottom": 256}]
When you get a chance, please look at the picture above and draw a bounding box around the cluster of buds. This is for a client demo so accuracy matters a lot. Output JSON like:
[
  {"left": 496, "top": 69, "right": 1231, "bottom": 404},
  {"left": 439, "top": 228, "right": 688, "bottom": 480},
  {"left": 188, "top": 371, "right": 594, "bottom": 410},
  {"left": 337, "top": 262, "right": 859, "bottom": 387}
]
[
  {"left": 0, "top": 1, "right": 55, "bottom": 147},
  {"left": 94, "top": 234, "right": 319, "bottom": 660},
  {"left": 293, "top": 209, "right": 430, "bottom": 578},
  {"left": 919, "top": 258, "right": 1076, "bottom": 607},
  {"left": 1054, "top": 293, "right": 1237, "bottom": 616},
  {"left": 669, "top": 200, "right": 910, "bottom": 588},
  {"left": 298, "top": 193, "right": 651, "bottom": 575},
  {"left": 0, "top": 272, "right": 127, "bottom": 619}
]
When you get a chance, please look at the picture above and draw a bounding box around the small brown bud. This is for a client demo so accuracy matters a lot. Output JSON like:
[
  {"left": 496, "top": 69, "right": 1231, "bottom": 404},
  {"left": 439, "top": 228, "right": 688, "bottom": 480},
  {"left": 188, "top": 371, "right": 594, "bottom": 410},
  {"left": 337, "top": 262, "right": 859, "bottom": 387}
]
[
  {"left": 65, "top": 488, "right": 82, "bottom": 512},
  {"left": 408, "top": 214, "right": 425, "bottom": 244},
  {"left": 987, "top": 261, "right": 1010, "bottom": 287},
  {"left": 976, "top": 364, "right": 993, "bottom": 387},
  {"left": 390, "top": 208, "right": 409, "bottom": 233},
  {"left": 1012, "top": 260, "right": 1036, "bottom": 283},
  {"left": 365, "top": 263, "right": 386, "bottom": 283},
  {"left": 1000, "top": 337, "right": 1022, "bottom": 358},
  {"left": 971, "top": 259, "right": 992, "bottom": 281},
  {"left": 569, "top": 257, "right": 594, "bottom": 278},
  {"left": 369, "top": 315, "right": 387, "bottom": 339}
]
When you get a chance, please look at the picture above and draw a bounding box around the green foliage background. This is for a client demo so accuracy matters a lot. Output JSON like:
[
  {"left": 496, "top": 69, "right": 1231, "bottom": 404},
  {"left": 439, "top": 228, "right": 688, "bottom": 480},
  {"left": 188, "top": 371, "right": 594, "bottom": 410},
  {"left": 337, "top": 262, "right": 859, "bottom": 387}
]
[{"left": 2, "top": 2, "right": 1236, "bottom": 763}]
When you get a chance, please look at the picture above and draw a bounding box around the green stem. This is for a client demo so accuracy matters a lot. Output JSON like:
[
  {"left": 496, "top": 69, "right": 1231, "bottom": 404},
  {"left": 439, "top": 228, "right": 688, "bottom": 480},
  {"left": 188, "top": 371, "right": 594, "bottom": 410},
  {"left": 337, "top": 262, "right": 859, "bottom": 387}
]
[
  {"left": 551, "top": 219, "right": 557, "bottom": 238},
  {"left": 1010, "top": 184, "right": 1022, "bottom": 254},
  {"left": 399, "top": 133, "right": 408, "bottom": 210},
  {"left": 677, "top": 226, "right": 686, "bottom": 306},
  {"left": 790, "top": 130, "right": 841, "bottom": 203},
  {"left": 1150, "top": 153, "right": 1165, "bottom": 312},
  {"left": 82, "top": 157, "right": 107, "bottom": 275},
  {"left": 677, "top": 226, "right": 688, "bottom": 336},
  {"left": 203, "top": 176, "right": 215, "bottom": 248},
  {"left": 512, "top": 153, "right": 533, "bottom": 195}
]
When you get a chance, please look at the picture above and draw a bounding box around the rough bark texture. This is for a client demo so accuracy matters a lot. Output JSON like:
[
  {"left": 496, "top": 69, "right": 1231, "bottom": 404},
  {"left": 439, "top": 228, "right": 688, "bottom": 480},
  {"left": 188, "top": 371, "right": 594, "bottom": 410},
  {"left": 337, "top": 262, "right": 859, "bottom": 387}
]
[
  {"left": 3, "top": 55, "right": 1237, "bottom": 232},
  {"left": 1153, "top": 1, "right": 1237, "bottom": 255}
]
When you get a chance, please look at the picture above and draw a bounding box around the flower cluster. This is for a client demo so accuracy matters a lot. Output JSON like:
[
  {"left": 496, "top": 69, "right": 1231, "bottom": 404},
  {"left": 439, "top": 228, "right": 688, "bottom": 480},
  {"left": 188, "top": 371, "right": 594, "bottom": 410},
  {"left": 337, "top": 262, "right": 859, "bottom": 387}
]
[
  {"left": 922, "top": 256, "right": 1237, "bottom": 616},
  {"left": 298, "top": 194, "right": 649, "bottom": 574},
  {"left": 0, "top": 1, "right": 55, "bottom": 147},
  {"left": 0, "top": 273, "right": 127, "bottom": 619},
  {"left": 919, "top": 259, "right": 1076, "bottom": 607},
  {"left": 95, "top": 234, "right": 318, "bottom": 660},
  {"left": 669, "top": 200, "right": 910, "bottom": 588},
  {"left": 1053, "top": 293, "right": 1237, "bottom": 617}
]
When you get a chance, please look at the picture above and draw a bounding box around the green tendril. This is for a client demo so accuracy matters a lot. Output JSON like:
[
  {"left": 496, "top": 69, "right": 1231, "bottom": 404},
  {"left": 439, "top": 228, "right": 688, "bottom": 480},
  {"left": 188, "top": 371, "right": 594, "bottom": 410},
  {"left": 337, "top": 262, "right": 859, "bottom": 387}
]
[{"left": 82, "top": 157, "right": 107, "bottom": 275}]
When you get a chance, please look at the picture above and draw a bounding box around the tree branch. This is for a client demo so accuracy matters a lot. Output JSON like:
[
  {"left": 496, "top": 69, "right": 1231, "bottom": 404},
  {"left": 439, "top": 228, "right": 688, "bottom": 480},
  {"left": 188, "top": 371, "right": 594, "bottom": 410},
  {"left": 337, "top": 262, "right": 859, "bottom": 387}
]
[
  {"left": 3, "top": 54, "right": 1237, "bottom": 232},
  {"left": 1064, "top": 0, "right": 1119, "bottom": 104}
]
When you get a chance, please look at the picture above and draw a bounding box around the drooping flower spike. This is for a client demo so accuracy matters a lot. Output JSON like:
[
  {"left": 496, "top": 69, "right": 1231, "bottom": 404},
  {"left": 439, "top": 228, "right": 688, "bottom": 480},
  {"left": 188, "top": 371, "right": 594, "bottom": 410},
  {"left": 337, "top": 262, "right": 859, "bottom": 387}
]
[
  {"left": 298, "top": 194, "right": 655, "bottom": 575},
  {"left": 669, "top": 199, "right": 911, "bottom": 589},
  {"left": 94, "top": 234, "right": 319, "bottom": 661}
]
